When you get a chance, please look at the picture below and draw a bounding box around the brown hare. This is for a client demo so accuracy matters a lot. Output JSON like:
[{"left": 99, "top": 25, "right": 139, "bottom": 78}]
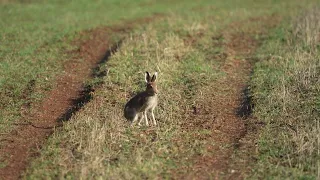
[{"left": 124, "top": 72, "right": 158, "bottom": 126}]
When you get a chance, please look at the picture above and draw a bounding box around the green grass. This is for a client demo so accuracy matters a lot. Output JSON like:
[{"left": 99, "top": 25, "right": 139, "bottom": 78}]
[
  {"left": 18, "top": 0, "right": 320, "bottom": 179},
  {"left": 0, "top": 0, "right": 221, "bottom": 133},
  {"left": 249, "top": 6, "right": 320, "bottom": 179},
  {"left": 1, "top": 0, "right": 319, "bottom": 179}
]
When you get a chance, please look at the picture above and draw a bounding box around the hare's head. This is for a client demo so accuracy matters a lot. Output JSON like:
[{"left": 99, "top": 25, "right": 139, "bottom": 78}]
[{"left": 145, "top": 71, "right": 158, "bottom": 94}]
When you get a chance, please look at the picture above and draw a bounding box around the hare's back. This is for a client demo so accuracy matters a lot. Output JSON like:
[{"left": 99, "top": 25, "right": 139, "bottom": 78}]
[{"left": 125, "top": 92, "right": 148, "bottom": 110}]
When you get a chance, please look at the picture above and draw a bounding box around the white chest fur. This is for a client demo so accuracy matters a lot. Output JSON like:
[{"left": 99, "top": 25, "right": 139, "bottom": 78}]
[
  {"left": 148, "top": 95, "right": 158, "bottom": 107},
  {"left": 141, "top": 95, "right": 158, "bottom": 111}
]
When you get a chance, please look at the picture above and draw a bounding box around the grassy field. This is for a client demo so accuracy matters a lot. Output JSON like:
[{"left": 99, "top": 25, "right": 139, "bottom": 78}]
[
  {"left": 250, "top": 7, "right": 320, "bottom": 179},
  {"left": 0, "top": 0, "right": 319, "bottom": 179},
  {"left": 0, "top": 0, "right": 205, "bottom": 133},
  {"left": 10, "top": 0, "right": 316, "bottom": 179}
]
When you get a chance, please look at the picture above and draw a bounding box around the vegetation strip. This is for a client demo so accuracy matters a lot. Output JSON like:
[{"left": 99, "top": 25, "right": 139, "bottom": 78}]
[
  {"left": 174, "top": 14, "right": 282, "bottom": 179},
  {"left": 0, "top": 15, "right": 162, "bottom": 180},
  {"left": 249, "top": 7, "right": 320, "bottom": 179}
]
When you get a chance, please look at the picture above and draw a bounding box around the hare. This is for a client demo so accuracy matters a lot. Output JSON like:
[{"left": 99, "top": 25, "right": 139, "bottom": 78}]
[{"left": 124, "top": 72, "right": 158, "bottom": 126}]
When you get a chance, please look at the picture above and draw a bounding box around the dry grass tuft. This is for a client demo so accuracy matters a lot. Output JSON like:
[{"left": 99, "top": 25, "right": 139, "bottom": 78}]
[{"left": 292, "top": 7, "right": 320, "bottom": 50}]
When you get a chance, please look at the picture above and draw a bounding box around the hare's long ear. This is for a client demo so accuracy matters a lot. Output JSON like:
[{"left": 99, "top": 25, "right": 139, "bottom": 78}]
[
  {"left": 145, "top": 71, "right": 151, "bottom": 83},
  {"left": 151, "top": 72, "right": 158, "bottom": 82}
]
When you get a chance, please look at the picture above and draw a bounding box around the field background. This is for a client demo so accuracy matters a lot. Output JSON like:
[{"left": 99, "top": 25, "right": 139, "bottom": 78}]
[{"left": 0, "top": 0, "right": 319, "bottom": 179}]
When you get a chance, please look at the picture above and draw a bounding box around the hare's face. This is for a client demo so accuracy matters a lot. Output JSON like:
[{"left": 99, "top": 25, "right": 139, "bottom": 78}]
[
  {"left": 145, "top": 71, "right": 158, "bottom": 94},
  {"left": 146, "top": 82, "right": 158, "bottom": 94}
]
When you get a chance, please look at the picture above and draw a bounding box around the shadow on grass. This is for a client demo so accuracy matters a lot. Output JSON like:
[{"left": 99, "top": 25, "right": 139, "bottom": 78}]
[
  {"left": 236, "top": 85, "right": 253, "bottom": 119},
  {"left": 57, "top": 40, "right": 123, "bottom": 123}
]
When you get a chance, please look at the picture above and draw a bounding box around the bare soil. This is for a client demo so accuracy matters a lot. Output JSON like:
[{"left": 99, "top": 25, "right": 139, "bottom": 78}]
[
  {"left": 175, "top": 15, "right": 281, "bottom": 179},
  {"left": 0, "top": 14, "right": 163, "bottom": 180}
]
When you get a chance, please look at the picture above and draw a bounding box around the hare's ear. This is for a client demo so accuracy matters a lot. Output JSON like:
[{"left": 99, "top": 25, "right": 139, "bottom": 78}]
[
  {"left": 145, "top": 71, "right": 151, "bottom": 82},
  {"left": 151, "top": 72, "right": 158, "bottom": 82}
]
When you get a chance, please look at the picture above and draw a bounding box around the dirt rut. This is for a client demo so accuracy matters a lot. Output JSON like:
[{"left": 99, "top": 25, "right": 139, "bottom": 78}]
[
  {"left": 179, "top": 15, "right": 281, "bottom": 179},
  {"left": 0, "top": 15, "right": 162, "bottom": 180}
]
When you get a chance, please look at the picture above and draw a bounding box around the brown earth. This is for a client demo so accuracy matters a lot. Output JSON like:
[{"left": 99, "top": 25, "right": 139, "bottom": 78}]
[
  {"left": 175, "top": 15, "right": 281, "bottom": 179},
  {"left": 0, "top": 14, "right": 163, "bottom": 180}
]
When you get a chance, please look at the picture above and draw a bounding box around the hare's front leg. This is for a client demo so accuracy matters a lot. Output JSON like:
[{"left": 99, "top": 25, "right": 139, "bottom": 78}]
[
  {"left": 151, "top": 107, "right": 156, "bottom": 126},
  {"left": 144, "top": 111, "right": 149, "bottom": 126}
]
